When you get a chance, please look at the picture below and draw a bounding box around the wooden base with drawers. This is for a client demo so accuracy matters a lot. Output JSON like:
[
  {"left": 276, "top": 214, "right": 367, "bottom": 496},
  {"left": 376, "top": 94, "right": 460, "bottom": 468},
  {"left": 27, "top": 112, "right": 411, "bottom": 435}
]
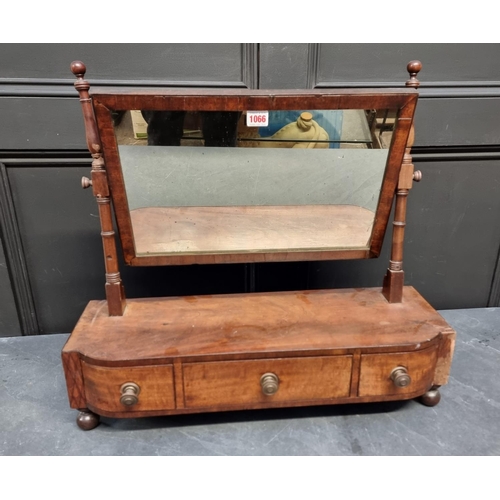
[
  {"left": 62, "top": 286, "right": 455, "bottom": 429},
  {"left": 63, "top": 60, "right": 455, "bottom": 430}
]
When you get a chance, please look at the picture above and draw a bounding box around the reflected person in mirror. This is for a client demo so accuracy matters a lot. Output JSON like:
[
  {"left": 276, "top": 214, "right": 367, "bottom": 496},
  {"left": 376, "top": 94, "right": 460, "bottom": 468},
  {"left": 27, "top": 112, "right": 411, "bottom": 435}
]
[{"left": 141, "top": 111, "right": 241, "bottom": 147}]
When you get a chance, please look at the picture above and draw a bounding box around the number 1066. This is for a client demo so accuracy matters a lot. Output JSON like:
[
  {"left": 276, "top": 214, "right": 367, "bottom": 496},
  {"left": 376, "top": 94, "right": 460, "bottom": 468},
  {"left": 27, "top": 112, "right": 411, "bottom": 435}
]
[{"left": 246, "top": 111, "right": 269, "bottom": 127}]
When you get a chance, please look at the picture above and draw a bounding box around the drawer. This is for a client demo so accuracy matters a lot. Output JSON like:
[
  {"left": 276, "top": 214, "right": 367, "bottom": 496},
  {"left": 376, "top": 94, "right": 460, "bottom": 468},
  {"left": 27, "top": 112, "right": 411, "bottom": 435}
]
[
  {"left": 183, "top": 356, "right": 352, "bottom": 409},
  {"left": 82, "top": 362, "right": 175, "bottom": 412},
  {"left": 358, "top": 346, "right": 438, "bottom": 397}
]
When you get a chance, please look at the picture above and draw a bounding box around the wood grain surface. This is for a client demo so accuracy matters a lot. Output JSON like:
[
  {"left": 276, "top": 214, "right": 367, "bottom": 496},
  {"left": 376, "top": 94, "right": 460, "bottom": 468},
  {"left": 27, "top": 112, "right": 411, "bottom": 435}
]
[
  {"left": 358, "top": 346, "right": 438, "bottom": 397},
  {"left": 130, "top": 205, "right": 374, "bottom": 256},
  {"left": 81, "top": 362, "right": 175, "bottom": 412},
  {"left": 183, "top": 356, "right": 353, "bottom": 408},
  {"left": 63, "top": 287, "right": 452, "bottom": 364}
]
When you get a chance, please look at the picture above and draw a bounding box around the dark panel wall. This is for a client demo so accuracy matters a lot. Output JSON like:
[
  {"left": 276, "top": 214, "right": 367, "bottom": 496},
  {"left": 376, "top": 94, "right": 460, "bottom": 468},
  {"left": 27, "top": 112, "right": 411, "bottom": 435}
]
[
  {"left": 0, "top": 44, "right": 250, "bottom": 85},
  {"left": 259, "top": 44, "right": 500, "bottom": 147},
  {"left": 406, "top": 158, "right": 500, "bottom": 308},
  {"left": 260, "top": 44, "right": 500, "bottom": 89},
  {"left": 0, "top": 44, "right": 257, "bottom": 334},
  {"left": 259, "top": 44, "right": 311, "bottom": 89},
  {"left": 308, "top": 157, "right": 500, "bottom": 310},
  {"left": 1, "top": 43, "right": 500, "bottom": 336},
  {"left": 0, "top": 44, "right": 257, "bottom": 335},
  {"left": 0, "top": 97, "right": 85, "bottom": 149},
  {"left": 7, "top": 163, "right": 104, "bottom": 333},
  {"left": 313, "top": 44, "right": 500, "bottom": 86},
  {"left": 0, "top": 235, "right": 21, "bottom": 336},
  {"left": 0, "top": 44, "right": 257, "bottom": 150},
  {"left": 414, "top": 98, "right": 500, "bottom": 147},
  {"left": 258, "top": 43, "right": 500, "bottom": 311},
  {"left": 7, "top": 162, "right": 250, "bottom": 335}
]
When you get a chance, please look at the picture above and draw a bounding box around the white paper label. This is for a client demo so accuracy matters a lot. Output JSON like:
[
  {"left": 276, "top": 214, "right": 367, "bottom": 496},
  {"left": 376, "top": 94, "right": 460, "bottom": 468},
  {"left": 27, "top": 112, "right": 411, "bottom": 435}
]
[{"left": 246, "top": 111, "right": 269, "bottom": 127}]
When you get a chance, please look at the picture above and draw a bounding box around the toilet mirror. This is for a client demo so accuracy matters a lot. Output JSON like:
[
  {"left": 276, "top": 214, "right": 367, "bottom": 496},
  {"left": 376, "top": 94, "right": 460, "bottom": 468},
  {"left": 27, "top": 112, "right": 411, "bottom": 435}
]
[{"left": 90, "top": 89, "right": 417, "bottom": 265}]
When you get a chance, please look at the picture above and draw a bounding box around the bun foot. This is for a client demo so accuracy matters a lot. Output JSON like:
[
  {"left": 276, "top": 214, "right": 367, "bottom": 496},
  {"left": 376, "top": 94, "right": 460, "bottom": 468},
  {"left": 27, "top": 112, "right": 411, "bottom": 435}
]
[
  {"left": 420, "top": 387, "right": 441, "bottom": 407},
  {"left": 76, "top": 410, "right": 100, "bottom": 430}
]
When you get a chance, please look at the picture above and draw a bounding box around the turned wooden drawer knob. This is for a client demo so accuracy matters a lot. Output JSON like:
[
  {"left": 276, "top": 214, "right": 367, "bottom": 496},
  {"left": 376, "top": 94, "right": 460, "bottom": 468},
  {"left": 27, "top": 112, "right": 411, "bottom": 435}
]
[
  {"left": 81, "top": 176, "right": 93, "bottom": 189},
  {"left": 260, "top": 373, "right": 279, "bottom": 396},
  {"left": 390, "top": 367, "right": 412, "bottom": 388},
  {"left": 120, "top": 382, "right": 140, "bottom": 406}
]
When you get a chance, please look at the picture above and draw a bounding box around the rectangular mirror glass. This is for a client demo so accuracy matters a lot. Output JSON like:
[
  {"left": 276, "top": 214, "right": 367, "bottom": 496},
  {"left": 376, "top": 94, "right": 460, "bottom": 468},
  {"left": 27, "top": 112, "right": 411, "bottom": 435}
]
[
  {"left": 111, "top": 108, "right": 396, "bottom": 258},
  {"left": 91, "top": 88, "right": 416, "bottom": 265}
]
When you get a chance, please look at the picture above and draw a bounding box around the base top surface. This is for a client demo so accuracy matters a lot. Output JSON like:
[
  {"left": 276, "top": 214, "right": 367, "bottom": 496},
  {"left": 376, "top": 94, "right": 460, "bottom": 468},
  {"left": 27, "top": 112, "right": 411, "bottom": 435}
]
[{"left": 63, "top": 287, "right": 453, "bottom": 364}]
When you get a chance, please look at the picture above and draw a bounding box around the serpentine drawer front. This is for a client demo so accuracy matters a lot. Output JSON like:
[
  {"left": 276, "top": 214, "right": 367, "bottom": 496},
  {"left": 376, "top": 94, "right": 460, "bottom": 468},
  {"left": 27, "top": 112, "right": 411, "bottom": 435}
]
[
  {"left": 182, "top": 356, "right": 353, "bottom": 409},
  {"left": 358, "top": 346, "right": 439, "bottom": 398},
  {"left": 81, "top": 362, "right": 175, "bottom": 413}
]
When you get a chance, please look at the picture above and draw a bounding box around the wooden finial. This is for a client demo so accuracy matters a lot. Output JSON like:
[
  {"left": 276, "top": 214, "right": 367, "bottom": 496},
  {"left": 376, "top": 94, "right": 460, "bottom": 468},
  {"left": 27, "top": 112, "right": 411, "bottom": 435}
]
[
  {"left": 406, "top": 60, "right": 422, "bottom": 88},
  {"left": 70, "top": 60, "right": 87, "bottom": 78},
  {"left": 69, "top": 60, "right": 101, "bottom": 154},
  {"left": 71, "top": 61, "right": 90, "bottom": 93}
]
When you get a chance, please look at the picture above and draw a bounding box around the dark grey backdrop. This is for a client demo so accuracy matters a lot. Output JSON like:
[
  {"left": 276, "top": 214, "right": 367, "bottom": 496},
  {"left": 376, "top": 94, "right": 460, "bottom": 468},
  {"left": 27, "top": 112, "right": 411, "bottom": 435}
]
[{"left": 1, "top": 43, "right": 499, "bottom": 336}]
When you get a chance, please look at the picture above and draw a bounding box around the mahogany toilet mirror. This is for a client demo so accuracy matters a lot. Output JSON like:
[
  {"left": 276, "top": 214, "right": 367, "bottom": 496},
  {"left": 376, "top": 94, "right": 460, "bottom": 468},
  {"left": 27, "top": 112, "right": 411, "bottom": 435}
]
[{"left": 62, "top": 60, "right": 455, "bottom": 431}]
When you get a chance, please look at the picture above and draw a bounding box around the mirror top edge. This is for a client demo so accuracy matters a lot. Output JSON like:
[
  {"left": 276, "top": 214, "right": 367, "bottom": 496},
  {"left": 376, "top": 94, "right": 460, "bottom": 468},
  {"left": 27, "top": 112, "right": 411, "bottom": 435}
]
[{"left": 90, "top": 87, "right": 418, "bottom": 98}]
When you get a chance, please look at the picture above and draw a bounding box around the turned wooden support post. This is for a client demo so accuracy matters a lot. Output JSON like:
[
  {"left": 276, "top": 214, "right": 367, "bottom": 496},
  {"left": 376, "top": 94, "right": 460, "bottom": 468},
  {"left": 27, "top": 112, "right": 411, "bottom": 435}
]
[
  {"left": 382, "top": 61, "right": 422, "bottom": 303},
  {"left": 71, "top": 61, "right": 126, "bottom": 316}
]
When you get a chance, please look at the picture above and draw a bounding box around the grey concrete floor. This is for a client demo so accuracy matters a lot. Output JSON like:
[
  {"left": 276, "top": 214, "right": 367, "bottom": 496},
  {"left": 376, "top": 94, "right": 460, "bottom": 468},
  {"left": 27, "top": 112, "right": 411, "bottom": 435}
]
[{"left": 1, "top": 307, "right": 499, "bottom": 456}]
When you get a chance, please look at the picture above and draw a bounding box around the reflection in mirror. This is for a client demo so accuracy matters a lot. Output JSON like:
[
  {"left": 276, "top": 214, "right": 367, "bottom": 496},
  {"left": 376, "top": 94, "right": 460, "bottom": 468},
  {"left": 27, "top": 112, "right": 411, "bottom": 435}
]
[
  {"left": 112, "top": 108, "right": 398, "bottom": 257},
  {"left": 114, "top": 109, "right": 396, "bottom": 149}
]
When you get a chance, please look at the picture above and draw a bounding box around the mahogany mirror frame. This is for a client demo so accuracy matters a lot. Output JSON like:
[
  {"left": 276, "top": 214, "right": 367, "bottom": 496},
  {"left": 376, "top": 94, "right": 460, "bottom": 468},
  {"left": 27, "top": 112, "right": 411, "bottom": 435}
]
[{"left": 89, "top": 87, "right": 418, "bottom": 267}]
